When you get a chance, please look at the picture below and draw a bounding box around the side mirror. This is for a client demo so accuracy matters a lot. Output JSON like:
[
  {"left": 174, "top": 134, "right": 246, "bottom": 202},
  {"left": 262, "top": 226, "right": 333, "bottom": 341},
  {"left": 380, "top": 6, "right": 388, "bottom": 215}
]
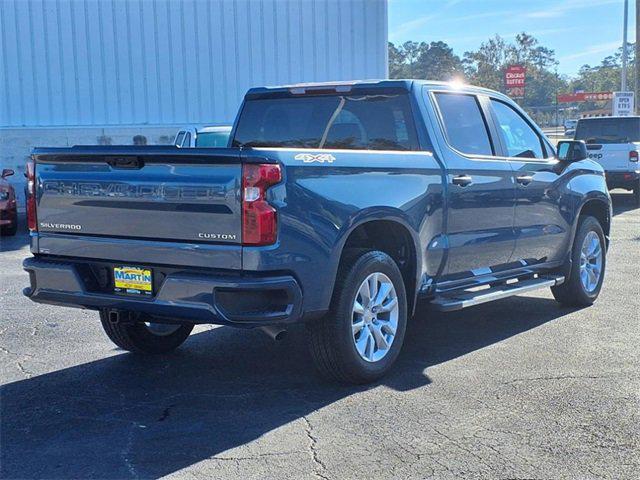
[
  {"left": 1, "top": 168, "right": 14, "bottom": 179},
  {"left": 557, "top": 140, "right": 588, "bottom": 163}
]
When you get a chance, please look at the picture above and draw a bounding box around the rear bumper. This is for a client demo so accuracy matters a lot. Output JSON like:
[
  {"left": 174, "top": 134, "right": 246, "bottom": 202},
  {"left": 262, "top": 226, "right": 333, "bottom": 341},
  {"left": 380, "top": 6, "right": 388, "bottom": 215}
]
[
  {"left": 605, "top": 170, "right": 640, "bottom": 190},
  {"left": 23, "top": 257, "right": 303, "bottom": 327}
]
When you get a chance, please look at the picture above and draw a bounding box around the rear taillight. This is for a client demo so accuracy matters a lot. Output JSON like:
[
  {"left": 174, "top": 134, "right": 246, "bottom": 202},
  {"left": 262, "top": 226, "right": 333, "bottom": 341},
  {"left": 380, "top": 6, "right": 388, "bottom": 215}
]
[
  {"left": 242, "top": 163, "right": 281, "bottom": 246},
  {"left": 26, "top": 159, "right": 37, "bottom": 231},
  {"left": 630, "top": 150, "right": 639, "bottom": 162}
]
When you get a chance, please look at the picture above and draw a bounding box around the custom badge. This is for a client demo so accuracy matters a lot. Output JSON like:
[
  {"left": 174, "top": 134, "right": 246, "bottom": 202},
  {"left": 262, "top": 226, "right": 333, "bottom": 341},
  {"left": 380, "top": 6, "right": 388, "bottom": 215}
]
[{"left": 294, "top": 153, "right": 336, "bottom": 163}]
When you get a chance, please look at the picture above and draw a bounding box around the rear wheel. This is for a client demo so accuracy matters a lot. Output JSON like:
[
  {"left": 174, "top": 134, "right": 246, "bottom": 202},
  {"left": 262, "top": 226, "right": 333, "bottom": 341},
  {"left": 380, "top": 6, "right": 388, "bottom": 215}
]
[
  {"left": 99, "top": 311, "right": 194, "bottom": 354},
  {"left": 309, "top": 250, "right": 407, "bottom": 384},
  {"left": 552, "top": 216, "right": 606, "bottom": 307},
  {"left": 633, "top": 181, "right": 640, "bottom": 206}
]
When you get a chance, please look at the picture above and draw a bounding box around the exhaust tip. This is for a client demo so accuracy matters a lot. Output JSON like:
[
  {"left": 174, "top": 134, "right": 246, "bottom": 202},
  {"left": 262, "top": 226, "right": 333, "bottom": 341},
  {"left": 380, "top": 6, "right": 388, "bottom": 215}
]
[
  {"left": 273, "top": 330, "right": 287, "bottom": 341},
  {"left": 259, "top": 325, "right": 287, "bottom": 341}
]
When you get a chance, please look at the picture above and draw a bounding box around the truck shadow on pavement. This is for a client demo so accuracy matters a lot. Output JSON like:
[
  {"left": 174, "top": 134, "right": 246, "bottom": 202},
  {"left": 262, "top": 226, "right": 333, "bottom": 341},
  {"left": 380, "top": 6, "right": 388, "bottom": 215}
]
[
  {"left": 0, "top": 217, "right": 29, "bottom": 253},
  {"left": 1, "top": 295, "right": 576, "bottom": 479},
  {"left": 611, "top": 192, "right": 638, "bottom": 216}
]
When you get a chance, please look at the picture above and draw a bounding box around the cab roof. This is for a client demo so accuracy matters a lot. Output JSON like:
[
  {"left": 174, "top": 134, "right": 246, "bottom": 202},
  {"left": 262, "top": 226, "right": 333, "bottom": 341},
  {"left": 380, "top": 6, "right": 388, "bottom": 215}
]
[{"left": 245, "top": 79, "right": 504, "bottom": 100}]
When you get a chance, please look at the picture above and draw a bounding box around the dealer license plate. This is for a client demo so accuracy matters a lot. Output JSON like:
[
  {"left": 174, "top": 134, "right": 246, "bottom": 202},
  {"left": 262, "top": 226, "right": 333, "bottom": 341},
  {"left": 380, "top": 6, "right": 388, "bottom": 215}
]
[{"left": 113, "top": 266, "right": 153, "bottom": 296}]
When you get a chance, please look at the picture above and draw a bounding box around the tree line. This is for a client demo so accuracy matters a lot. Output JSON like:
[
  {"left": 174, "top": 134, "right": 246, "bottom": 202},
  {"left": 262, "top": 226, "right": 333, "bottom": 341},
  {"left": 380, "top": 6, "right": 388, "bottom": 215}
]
[{"left": 389, "top": 33, "right": 634, "bottom": 125}]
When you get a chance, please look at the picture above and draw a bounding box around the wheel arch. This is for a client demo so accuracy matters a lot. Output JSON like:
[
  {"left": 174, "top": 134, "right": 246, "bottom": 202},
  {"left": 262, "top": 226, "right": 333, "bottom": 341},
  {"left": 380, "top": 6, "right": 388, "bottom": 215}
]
[
  {"left": 332, "top": 213, "right": 422, "bottom": 316},
  {"left": 576, "top": 196, "right": 611, "bottom": 246}
]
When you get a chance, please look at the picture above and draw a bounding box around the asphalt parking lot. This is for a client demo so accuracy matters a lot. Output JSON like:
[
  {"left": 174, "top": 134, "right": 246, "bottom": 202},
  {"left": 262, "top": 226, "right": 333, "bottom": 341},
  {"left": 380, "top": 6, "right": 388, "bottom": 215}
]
[{"left": 1, "top": 193, "right": 638, "bottom": 480}]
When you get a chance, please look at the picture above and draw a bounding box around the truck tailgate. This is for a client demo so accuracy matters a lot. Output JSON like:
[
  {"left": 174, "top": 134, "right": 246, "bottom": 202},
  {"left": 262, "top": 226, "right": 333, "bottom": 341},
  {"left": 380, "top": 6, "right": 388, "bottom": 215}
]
[
  {"left": 587, "top": 143, "right": 632, "bottom": 171},
  {"left": 33, "top": 147, "right": 242, "bottom": 246}
]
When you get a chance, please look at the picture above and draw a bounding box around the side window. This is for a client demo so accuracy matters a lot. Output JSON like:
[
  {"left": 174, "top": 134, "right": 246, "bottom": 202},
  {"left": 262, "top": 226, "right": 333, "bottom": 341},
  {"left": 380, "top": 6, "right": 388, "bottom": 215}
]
[
  {"left": 175, "top": 131, "right": 185, "bottom": 147},
  {"left": 182, "top": 132, "right": 191, "bottom": 147},
  {"left": 490, "top": 100, "right": 545, "bottom": 159},
  {"left": 434, "top": 93, "right": 493, "bottom": 156}
]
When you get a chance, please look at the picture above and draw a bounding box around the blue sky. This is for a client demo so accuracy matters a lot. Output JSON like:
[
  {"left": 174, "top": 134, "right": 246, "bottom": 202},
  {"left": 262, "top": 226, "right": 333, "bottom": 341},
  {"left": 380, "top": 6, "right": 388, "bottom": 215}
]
[{"left": 388, "top": 0, "right": 633, "bottom": 77}]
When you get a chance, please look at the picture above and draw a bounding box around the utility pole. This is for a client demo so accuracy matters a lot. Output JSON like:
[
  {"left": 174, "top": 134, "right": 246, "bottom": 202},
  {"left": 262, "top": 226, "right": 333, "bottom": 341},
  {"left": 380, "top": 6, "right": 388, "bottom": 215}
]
[
  {"left": 622, "top": 0, "right": 629, "bottom": 91},
  {"left": 633, "top": 0, "right": 640, "bottom": 115}
]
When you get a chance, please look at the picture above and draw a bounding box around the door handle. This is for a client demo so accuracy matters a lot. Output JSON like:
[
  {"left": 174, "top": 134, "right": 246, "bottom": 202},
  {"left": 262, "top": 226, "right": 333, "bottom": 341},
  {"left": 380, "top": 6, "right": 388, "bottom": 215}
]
[
  {"left": 452, "top": 174, "right": 473, "bottom": 187},
  {"left": 516, "top": 175, "right": 534, "bottom": 186}
]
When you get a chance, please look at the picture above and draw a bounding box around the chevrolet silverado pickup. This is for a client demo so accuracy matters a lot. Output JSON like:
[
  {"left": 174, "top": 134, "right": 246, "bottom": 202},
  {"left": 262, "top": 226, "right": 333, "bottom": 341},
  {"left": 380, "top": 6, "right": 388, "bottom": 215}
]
[{"left": 24, "top": 80, "right": 612, "bottom": 384}]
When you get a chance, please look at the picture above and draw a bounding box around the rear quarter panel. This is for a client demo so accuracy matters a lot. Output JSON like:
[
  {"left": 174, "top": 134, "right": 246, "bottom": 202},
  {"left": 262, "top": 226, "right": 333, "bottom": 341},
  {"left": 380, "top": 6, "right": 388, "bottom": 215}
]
[{"left": 243, "top": 148, "right": 445, "bottom": 314}]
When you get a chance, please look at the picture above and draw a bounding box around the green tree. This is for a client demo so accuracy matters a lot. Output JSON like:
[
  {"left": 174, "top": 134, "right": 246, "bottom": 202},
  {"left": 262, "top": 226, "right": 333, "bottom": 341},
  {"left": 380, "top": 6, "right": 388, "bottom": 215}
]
[
  {"left": 463, "top": 33, "right": 564, "bottom": 110},
  {"left": 387, "top": 41, "right": 465, "bottom": 81},
  {"left": 568, "top": 43, "right": 635, "bottom": 93},
  {"left": 388, "top": 42, "right": 406, "bottom": 78},
  {"left": 564, "top": 43, "right": 635, "bottom": 114},
  {"left": 462, "top": 35, "right": 510, "bottom": 91}
]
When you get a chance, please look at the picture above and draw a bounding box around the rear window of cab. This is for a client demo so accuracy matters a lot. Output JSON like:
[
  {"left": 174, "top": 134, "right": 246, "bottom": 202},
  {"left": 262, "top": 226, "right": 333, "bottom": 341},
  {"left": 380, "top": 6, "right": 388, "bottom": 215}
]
[
  {"left": 232, "top": 94, "right": 419, "bottom": 151},
  {"left": 575, "top": 117, "right": 640, "bottom": 144}
]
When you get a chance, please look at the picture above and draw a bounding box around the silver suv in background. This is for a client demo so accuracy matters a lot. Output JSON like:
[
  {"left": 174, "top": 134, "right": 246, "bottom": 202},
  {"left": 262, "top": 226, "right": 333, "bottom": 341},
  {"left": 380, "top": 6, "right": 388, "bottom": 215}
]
[
  {"left": 575, "top": 116, "right": 640, "bottom": 205},
  {"left": 174, "top": 126, "right": 232, "bottom": 148}
]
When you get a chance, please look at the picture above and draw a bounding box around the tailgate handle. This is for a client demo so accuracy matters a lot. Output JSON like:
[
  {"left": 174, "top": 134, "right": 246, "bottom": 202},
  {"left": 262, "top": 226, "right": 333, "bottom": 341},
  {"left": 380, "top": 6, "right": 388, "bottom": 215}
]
[{"left": 107, "top": 156, "right": 144, "bottom": 169}]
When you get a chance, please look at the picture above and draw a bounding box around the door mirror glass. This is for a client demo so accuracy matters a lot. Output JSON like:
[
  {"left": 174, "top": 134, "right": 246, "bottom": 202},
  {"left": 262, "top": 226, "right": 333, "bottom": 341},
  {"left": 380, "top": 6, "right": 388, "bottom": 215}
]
[
  {"left": 1, "top": 168, "right": 14, "bottom": 178},
  {"left": 557, "top": 140, "right": 588, "bottom": 162}
]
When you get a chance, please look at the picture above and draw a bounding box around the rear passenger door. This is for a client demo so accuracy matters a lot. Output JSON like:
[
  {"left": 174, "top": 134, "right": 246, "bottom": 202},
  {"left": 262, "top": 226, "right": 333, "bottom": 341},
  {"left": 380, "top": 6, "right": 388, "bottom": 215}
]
[
  {"left": 428, "top": 90, "right": 516, "bottom": 278},
  {"left": 487, "top": 98, "right": 569, "bottom": 266}
]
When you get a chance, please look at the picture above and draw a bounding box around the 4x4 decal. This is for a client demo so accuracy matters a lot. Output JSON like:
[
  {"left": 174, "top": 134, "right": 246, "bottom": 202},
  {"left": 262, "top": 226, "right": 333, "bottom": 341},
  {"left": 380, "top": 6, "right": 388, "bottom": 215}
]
[{"left": 294, "top": 153, "right": 336, "bottom": 163}]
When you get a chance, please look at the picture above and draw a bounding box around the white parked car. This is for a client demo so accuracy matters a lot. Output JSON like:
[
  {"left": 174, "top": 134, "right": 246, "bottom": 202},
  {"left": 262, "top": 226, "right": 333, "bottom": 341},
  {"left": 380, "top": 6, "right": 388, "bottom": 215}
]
[
  {"left": 564, "top": 119, "right": 578, "bottom": 132},
  {"left": 575, "top": 116, "right": 640, "bottom": 205},
  {"left": 174, "top": 126, "right": 232, "bottom": 148}
]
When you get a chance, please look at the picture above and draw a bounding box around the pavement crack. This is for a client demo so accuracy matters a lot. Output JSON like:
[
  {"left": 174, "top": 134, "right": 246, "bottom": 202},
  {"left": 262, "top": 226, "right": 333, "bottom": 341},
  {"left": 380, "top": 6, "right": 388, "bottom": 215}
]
[
  {"left": 16, "top": 360, "right": 35, "bottom": 378},
  {"left": 121, "top": 422, "right": 140, "bottom": 478},
  {"left": 502, "top": 374, "right": 611, "bottom": 385},
  {"left": 210, "top": 450, "right": 301, "bottom": 462},
  {"left": 302, "top": 415, "right": 330, "bottom": 480},
  {"left": 157, "top": 404, "right": 175, "bottom": 422}
]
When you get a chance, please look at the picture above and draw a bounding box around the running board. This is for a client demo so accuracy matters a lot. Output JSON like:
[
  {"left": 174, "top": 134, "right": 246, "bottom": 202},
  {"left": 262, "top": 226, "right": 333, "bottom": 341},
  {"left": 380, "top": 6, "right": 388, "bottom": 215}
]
[{"left": 431, "top": 275, "right": 565, "bottom": 312}]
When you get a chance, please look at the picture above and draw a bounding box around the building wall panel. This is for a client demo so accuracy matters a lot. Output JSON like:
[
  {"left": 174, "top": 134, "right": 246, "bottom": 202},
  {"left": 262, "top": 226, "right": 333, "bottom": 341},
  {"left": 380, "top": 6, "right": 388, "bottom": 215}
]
[{"left": 0, "top": 0, "right": 387, "bottom": 127}]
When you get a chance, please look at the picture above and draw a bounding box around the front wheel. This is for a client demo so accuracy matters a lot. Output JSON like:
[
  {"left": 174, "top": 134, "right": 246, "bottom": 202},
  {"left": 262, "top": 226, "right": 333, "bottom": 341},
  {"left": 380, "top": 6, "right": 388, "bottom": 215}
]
[
  {"left": 309, "top": 250, "right": 407, "bottom": 384},
  {"left": 99, "top": 311, "right": 194, "bottom": 354},
  {"left": 552, "top": 215, "right": 606, "bottom": 307}
]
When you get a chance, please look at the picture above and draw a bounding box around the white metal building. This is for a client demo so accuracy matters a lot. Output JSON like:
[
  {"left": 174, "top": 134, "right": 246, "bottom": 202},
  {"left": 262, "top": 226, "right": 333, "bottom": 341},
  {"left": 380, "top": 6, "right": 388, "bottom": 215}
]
[{"left": 0, "top": 0, "right": 388, "bottom": 205}]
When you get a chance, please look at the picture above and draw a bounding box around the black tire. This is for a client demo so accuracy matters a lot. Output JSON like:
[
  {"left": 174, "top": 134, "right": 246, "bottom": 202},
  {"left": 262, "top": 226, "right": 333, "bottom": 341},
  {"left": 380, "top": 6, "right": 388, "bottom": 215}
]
[
  {"left": 99, "top": 311, "right": 194, "bottom": 354},
  {"left": 309, "top": 250, "right": 408, "bottom": 384},
  {"left": 0, "top": 211, "right": 18, "bottom": 236},
  {"left": 552, "top": 215, "right": 606, "bottom": 307},
  {"left": 633, "top": 181, "right": 640, "bottom": 207}
]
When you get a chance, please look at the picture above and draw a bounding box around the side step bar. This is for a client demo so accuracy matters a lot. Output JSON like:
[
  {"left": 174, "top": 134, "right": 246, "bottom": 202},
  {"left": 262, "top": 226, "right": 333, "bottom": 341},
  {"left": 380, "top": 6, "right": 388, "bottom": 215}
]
[{"left": 431, "top": 275, "right": 565, "bottom": 312}]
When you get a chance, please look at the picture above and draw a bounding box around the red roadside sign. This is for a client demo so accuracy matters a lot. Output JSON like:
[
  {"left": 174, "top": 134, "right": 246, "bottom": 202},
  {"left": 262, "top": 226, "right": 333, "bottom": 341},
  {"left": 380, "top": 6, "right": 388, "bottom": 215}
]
[
  {"left": 557, "top": 92, "right": 614, "bottom": 103},
  {"left": 505, "top": 65, "right": 526, "bottom": 99}
]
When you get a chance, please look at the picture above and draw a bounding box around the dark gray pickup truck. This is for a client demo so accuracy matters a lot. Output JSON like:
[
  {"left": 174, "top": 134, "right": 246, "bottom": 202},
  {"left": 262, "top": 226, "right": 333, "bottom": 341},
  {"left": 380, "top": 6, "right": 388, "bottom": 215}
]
[{"left": 24, "top": 80, "right": 611, "bottom": 383}]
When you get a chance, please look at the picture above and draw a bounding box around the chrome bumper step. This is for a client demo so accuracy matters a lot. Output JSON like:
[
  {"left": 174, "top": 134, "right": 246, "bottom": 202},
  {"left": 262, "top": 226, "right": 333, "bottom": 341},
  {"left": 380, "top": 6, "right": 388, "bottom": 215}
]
[{"left": 431, "top": 275, "right": 565, "bottom": 312}]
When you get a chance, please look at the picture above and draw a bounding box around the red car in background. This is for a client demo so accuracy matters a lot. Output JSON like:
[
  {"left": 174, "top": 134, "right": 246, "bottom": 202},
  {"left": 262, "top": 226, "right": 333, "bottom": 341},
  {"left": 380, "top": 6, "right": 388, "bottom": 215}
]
[{"left": 0, "top": 168, "right": 18, "bottom": 236}]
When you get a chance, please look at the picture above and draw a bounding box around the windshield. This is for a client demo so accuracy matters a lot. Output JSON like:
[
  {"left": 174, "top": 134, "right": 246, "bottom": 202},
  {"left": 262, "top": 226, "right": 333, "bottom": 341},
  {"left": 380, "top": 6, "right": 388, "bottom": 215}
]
[
  {"left": 232, "top": 94, "right": 419, "bottom": 150},
  {"left": 195, "top": 131, "right": 230, "bottom": 147},
  {"left": 575, "top": 118, "right": 640, "bottom": 144}
]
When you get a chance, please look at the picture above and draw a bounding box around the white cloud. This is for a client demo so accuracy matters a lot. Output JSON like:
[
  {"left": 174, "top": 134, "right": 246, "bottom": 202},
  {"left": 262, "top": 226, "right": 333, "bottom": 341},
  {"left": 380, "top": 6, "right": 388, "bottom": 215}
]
[
  {"left": 390, "top": 15, "right": 436, "bottom": 41},
  {"left": 559, "top": 41, "right": 621, "bottom": 61},
  {"left": 526, "top": 0, "right": 621, "bottom": 19}
]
